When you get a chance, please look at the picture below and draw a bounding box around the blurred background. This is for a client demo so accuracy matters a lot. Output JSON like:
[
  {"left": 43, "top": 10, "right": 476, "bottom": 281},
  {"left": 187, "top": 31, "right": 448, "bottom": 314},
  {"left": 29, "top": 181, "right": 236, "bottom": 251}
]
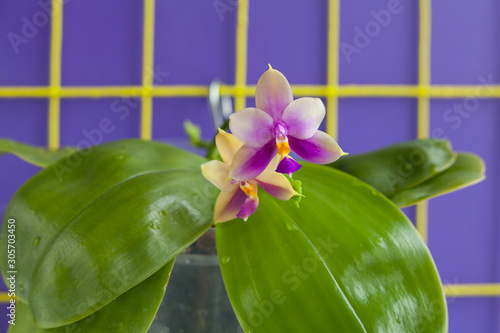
[{"left": 0, "top": 0, "right": 499, "bottom": 332}]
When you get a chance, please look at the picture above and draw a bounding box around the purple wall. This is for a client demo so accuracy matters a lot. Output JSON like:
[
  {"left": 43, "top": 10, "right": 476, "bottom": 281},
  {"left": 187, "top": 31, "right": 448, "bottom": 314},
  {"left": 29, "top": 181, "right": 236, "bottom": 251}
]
[{"left": 0, "top": 0, "right": 499, "bottom": 331}]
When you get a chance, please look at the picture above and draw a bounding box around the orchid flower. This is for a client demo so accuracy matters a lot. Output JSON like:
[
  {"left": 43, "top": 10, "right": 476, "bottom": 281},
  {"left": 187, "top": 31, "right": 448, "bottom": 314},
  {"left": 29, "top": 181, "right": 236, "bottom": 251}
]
[
  {"left": 228, "top": 65, "right": 345, "bottom": 181},
  {"left": 201, "top": 129, "right": 297, "bottom": 223}
]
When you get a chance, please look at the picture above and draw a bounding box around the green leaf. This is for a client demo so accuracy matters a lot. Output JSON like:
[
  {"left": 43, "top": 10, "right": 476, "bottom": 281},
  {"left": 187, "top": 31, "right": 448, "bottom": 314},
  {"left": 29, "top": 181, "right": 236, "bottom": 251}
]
[
  {"left": 390, "top": 153, "right": 486, "bottom": 207},
  {"left": 1, "top": 139, "right": 216, "bottom": 328},
  {"left": 283, "top": 174, "right": 303, "bottom": 208},
  {"left": 184, "top": 120, "right": 211, "bottom": 149},
  {"left": 184, "top": 120, "right": 202, "bottom": 143},
  {"left": 328, "top": 139, "right": 485, "bottom": 207},
  {"left": 217, "top": 164, "right": 447, "bottom": 332},
  {"left": 9, "top": 260, "right": 174, "bottom": 333},
  {"left": 329, "top": 139, "right": 456, "bottom": 198},
  {"left": 0, "top": 138, "right": 77, "bottom": 167}
]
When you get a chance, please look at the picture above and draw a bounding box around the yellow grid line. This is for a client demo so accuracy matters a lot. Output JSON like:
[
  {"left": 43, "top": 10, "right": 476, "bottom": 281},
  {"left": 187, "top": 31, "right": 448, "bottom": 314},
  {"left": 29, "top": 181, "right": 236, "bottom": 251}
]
[
  {"left": 48, "top": 0, "right": 63, "bottom": 150},
  {"left": 417, "top": 0, "right": 431, "bottom": 139},
  {"left": 234, "top": 0, "right": 249, "bottom": 112},
  {"left": 0, "top": 294, "right": 12, "bottom": 303},
  {"left": 326, "top": 0, "right": 340, "bottom": 141},
  {"left": 0, "top": 284, "right": 495, "bottom": 304},
  {"left": 444, "top": 284, "right": 500, "bottom": 297},
  {"left": 415, "top": 0, "right": 432, "bottom": 243},
  {"left": 140, "top": 0, "right": 156, "bottom": 140},
  {"left": 0, "top": 0, "right": 497, "bottom": 301},
  {"left": 4, "top": 85, "right": 500, "bottom": 98}
]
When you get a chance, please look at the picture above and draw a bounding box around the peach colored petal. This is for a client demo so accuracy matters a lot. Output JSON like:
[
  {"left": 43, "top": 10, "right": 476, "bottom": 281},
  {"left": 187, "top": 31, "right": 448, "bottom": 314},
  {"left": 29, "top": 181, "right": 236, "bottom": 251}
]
[
  {"left": 201, "top": 160, "right": 237, "bottom": 192},
  {"left": 216, "top": 129, "right": 243, "bottom": 164},
  {"left": 214, "top": 188, "right": 247, "bottom": 223}
]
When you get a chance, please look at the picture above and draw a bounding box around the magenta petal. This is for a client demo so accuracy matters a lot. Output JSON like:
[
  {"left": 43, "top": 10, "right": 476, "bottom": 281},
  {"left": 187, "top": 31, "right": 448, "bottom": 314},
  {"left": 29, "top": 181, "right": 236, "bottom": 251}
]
[
  {"left": 288, "top": 131, "right": 344, "bottom": 164},
  {"left": 282, "top": 98, "right": 325, "bottom": 140},
  {"left": 275, "top": 156, "right": 302, "bottom": 177},
  {"left": 255, "top": 68, "right": 293, "bottom": 121},
  {"left": 229, "top": 141, "right": 277, "bottom": 181},
  {"left": 236, "top": 196, "right": 259, "bottom": 221},
  {"left": 229, "top": 108, "right": 274, "bottom": 148}
]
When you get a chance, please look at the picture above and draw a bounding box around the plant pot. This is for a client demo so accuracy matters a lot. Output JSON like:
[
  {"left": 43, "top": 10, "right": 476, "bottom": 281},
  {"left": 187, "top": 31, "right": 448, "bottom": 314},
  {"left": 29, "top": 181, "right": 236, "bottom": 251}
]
[{"left": 148, "top": 229, "right": 243, "bottom": 333}]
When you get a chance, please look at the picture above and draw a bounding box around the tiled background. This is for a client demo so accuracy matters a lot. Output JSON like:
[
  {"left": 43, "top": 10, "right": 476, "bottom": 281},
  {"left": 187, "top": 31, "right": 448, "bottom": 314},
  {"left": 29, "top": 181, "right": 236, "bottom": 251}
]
[{"left": 0, "top": 0, "right": 499, "bottom": 331}]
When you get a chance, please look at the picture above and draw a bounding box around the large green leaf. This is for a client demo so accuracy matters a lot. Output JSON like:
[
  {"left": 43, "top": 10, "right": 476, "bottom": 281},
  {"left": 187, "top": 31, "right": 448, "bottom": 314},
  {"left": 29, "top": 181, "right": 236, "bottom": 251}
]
[
  {"left": 329, "top": 139, "right": 456, "bottom": 198},
  {"left": 9, "top": 260, "right": 174, "bottom": 333},
  {"left": 0, "top": 138, "right": 77, "bottom": 167},
  {"left": 390, "top": 153, "right": 485, "bottom": 207},
  {"left": 1, "top": 140, "right": 216, "bottom": 328},
  {"left": 217, "top": 164, "right": 447, "bottom": 332}
]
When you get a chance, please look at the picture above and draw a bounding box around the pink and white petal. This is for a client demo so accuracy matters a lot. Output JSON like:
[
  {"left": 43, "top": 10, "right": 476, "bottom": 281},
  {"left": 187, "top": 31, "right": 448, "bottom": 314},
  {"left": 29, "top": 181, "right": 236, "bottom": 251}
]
[
  {"left": 282, "top": 97, "right": 326, "bottom": 139},
  {"left": 215, "top": 129, "right": 243, "bottom": 164},
  {"left": 214, "top": 188, "right": 248, "bottom": 223},
  {"left": 201, "top": 160, "right": 237, "bottom": 192},
  {"left": 229, "top": 108, "right": 274, "bottom": 148},
  {"left": 255, "top": 68, "right": 293, "bottom": 121},
  {"left": 288, "top": 131, "right": 344, "bottom": 164},
  {"left": 256, "top": 173, "right": 297, "bottom": 201},
  {"left": 229, "top": 141, "right": 277, "bottom": 181}
]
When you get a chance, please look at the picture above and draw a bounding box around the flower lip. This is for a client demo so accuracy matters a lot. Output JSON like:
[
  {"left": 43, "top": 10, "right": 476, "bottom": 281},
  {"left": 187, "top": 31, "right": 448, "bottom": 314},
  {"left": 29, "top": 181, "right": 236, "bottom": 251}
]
[
  {"left": 236, "top": 196, "right": 259, "bottom": 221},
  {"left": 276, "top": 156, "right": 302, "bottom": 177}
]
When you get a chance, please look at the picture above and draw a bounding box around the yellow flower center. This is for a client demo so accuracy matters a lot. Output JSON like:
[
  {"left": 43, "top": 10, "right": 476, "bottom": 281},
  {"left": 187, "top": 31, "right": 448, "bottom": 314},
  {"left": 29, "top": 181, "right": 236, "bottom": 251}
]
[
  {"left": 276, "top": 139, "right": 290, "bottom": 159},
  {"left": 240, "top": 182, "right": 258, "bottom": 199}
]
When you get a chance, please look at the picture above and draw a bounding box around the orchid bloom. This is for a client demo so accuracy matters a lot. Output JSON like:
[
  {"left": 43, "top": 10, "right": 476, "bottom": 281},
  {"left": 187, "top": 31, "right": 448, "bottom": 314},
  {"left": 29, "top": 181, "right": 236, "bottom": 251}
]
[
  {"left": 228, "top": 65, "right": 345, "bottom": 181},
  {"left": 201, "top": 129, "right": 297, "bottom": 223}
]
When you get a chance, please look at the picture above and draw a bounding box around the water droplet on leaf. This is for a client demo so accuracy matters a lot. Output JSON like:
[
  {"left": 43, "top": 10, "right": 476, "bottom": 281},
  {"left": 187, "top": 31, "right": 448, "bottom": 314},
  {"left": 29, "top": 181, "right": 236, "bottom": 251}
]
[
  {"left": 33, "top": 237, "right": 40, "bottom": 246},
  {"left": 221, "top": 256, "right": 230, "bottom": 264}
]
